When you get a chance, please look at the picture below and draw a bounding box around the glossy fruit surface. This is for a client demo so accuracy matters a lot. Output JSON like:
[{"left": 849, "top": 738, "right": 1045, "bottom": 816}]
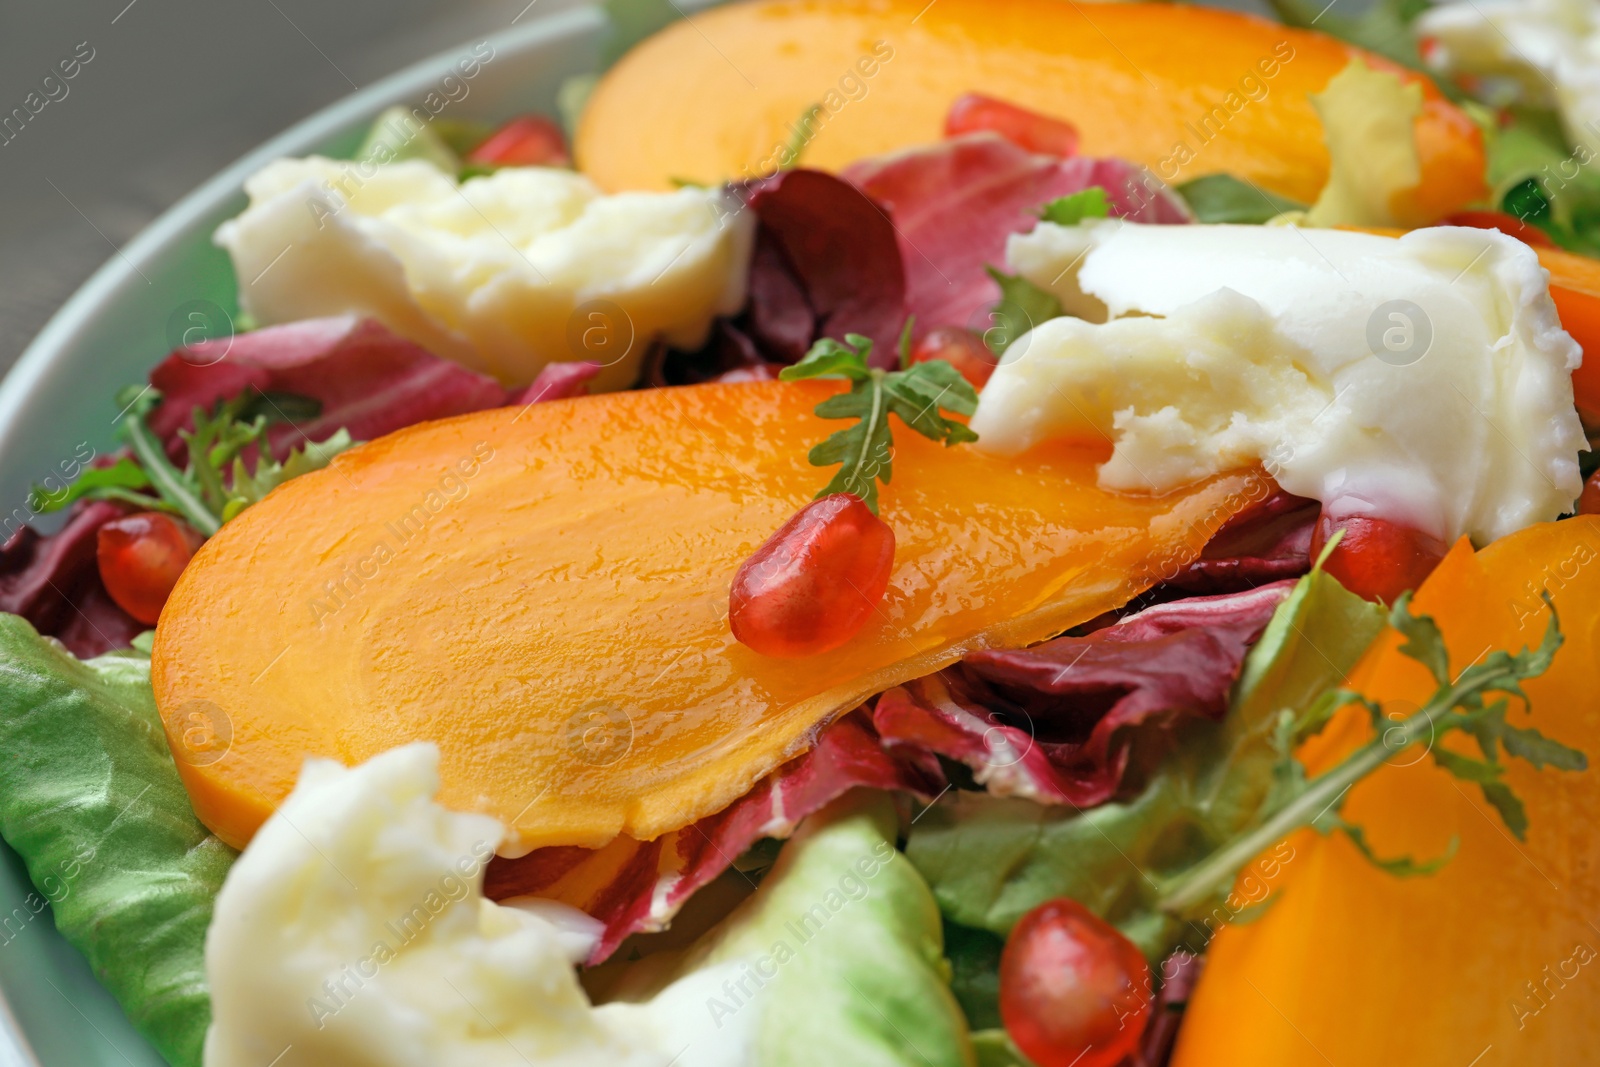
[
  {"left": 97, "top": 512, "right": 204, "bottom": 625},
  {"left": 1174, "top": 518, "right": 1600, "bottom": 1065},
  {"left": 912, "top": 326, "right": 999, "bottom": 388},
  {"left": 467, "top": 115, "right": 571, "bottom": 168},
  {"left": 1310, "top": 512, "right": 1447, "bottom": 603},
  {"left": 151, "top": 380, "right": 1258, "bottom": 853},
  {"left": 1000, "top": 898, "right": 1151, "bottom": 1067},
  {"left": 577, "top": 0, "right": 1485, "bottom": 220},
  {"left": 730, "top": 494, "right": 895, "bottom": 658},
  {"left": 944, "top": 93, "right": 1080, "bottom": 157}
]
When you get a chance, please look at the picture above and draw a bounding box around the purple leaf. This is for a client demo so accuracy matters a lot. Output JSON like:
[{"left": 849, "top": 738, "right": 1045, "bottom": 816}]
[
  {"left": 875, "top": 583, "right": 1294, "bottom": 807},
  {"left": 148, "top": 316, "right": 530, "bottom": 460},
  {"left": 843, "top": 134, "right": 1191, "bottom": 337},
  {"left": 741, "top": 169, "right": 907, "bottom": 365},
  {"left": 0, "top": 501, "right": 143, "bottom": 658},
  {"left": 483, "top": 712, "right": 942, "bottom": 964}
]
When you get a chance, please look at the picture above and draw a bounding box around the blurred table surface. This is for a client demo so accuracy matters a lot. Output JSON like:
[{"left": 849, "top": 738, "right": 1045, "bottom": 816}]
[{"left": 0, "top": 0, "right": 573, "bottom": 378}]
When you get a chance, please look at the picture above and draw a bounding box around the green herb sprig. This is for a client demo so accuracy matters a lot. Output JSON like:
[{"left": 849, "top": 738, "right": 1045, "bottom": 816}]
[
  {"left": 31, "top": 387, "right": 356, "bottom": 535},
  {"left": 778, "top": 330, "right": 979, "bottom": 512},
  {"left": 1156, "top": 591, "right": 1578, "bottom": 915}
]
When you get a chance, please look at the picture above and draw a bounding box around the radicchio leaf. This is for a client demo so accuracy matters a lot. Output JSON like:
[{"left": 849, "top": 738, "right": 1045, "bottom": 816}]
[
  {"left": 149, "top": 316, "right": 593, "bottom": 461},
  {"left": 874, "top": 583, "right": 1294, "bottom": 808},
  {"left": 483, "top": 711, "right": 942, "bottom": 964},
  {"left": 0, "top": 500, "right": 142, "bottom": 658},
  {"left": 841, "top": 134, "right": 1192, "bottom": 338},
  {"left": 1164, "top": 490, "right": 1319, "bottom": 595},
  {"left": 739, "top": 169, "right": 908, "bottom": 366}
]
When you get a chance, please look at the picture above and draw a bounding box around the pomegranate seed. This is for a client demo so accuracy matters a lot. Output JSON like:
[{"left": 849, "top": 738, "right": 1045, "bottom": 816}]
[
  {"left": 999, "top": 898, "right": 1151, "bottom": 1067},
  {"left": 466, "top": 115, "right": 571, "bottom": 168},
  {"left": 1310, "top": 512, "right": 1448, "bottom": 604},
  {"left": 729, "top": 494, "right": 895, "bottom": 657},
  {"left": 1443, "top": 210, "right": 1555, "bottom": 248},
  {"left": 1579, "top": 470, "right": 1600, "bottom": 515},
  {"left": 911, "top": 325, "right": 999, "bottom": 388},
  {"left": 97, "top": 512, "right": 204, "bottom": 625},
  {"left": 945, "top": 93, "right": 1080, "bottom": 157}
]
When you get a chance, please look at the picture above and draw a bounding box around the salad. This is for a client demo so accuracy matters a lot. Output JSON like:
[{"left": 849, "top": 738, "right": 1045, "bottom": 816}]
[{"left": 3, "top": 0, "right": 1600, "bottom": 1064}]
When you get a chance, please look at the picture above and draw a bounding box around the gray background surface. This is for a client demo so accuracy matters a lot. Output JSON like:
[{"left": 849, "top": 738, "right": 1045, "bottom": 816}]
[{"left": 0, "top": 0, "right": 558, "bottom": 378}]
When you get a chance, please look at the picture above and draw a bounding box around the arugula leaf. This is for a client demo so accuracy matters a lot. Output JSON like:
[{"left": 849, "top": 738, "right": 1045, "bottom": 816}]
[
  {"left": 47, "top": 386, "right": 358, "bottom": 536},
  {"left": 983, "top": 268, "right": 1063, "bottom": 358},
  {"left": 1037, "top": 187, "right": 1110, "bottom": 226},
  {"left": 780, "top": 333, "right": 979, "bottom": 512},
  {"left": 1175, "top": 174, "right": 1307, "bottom": 224},
  {"left": 907, "top": 559, "right": 1582, "bottom": 963},
  {"left": 29, "top": 456, "right": 156, "bottom": 515},
  {"left": 221, "top": 428, "right": 355, "bottom": 523}
]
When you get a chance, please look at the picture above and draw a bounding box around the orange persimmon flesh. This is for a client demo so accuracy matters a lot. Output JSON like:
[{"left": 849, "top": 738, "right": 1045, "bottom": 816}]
[
  {"left": 576, "top": 0, "right": 1486, "bottom": 219},
  {"left": 151, "top": 381, "right": 1258, "bottom": 854},
  {"left": 1538, "top": 244, "right": 1600, "bottom": 417},
  {"left": 1173, "top": 516, "right": 1600, "bottom": 1065}
]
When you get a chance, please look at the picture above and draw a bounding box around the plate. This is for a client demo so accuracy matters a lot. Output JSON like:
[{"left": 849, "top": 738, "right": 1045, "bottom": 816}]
[{"left": 0, "top": 2, "right": 686, "bottom": 1060}]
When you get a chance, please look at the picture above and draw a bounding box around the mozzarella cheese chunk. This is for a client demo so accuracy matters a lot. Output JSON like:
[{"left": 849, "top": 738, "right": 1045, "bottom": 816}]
[
  {"left": 215, "top": 159, "right": 755, "bottom": 390},
  {"left": 971, "top": 221, "right": 1585, "bottom": 544},
  {"left": 204, "top": 743, "right": 751, "bottom": 1067},
  {"left": 1417, "top": 0, "right": 1600, "bottom": 156}
]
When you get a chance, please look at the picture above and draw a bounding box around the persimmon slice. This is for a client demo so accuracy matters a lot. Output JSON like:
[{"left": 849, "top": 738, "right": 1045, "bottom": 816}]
[
  {"left": 152, "top": 381, "right": 1258, "bottom": 853},
  {"left": 575, "top": 0, "right": 1485, "bottom": 219}
]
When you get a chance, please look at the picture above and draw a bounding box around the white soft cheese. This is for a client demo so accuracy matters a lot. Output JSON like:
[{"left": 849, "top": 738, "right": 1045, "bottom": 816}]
[
  {"left": 215, "top": 159, "right": 755, "bottom": 390},
  {"left": 204, "top": 743, "right": 751, "bottom": 1067},
  {"left": 1417, "top": 0, "right": 1600, "bottom": 156},
  {"left": 970, "top": 221, "right": 1585, "bottom": 544}
]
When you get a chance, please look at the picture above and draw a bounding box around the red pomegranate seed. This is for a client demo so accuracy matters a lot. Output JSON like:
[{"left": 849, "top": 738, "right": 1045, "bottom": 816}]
[
  {"left": 466, "top": 115, "right": 571, "bottom": 168},
  {"left": 999, "top": 898, "right": 1151, "bottom": 1067},
  {"left": 1310, "top": 512, "right": 1448, "bottom": 604},
  {"left": 729, "top": 494, "right": 895, "bottom": 657},
  {"left": 911, "top": 325, "right": 999, "bottom": 388},
  {"left": 945, "top": 93, "right": 1081, "bottom": 157},
  {"left": 97, "top": 512, "right": 204, "bottom": 625},
  {"left": 1443, "top": 210, "right": 1555, "bottom": 248}
]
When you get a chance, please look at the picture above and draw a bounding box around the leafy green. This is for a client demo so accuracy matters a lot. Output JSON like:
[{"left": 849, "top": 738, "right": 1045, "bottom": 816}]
[
  {"left": 30, "top": 456, "right": 153, "bottom": 514},
  {"left": 355, "top": 105, "right": 461, "bottom": 173},
  {"left": 221, "top": 428, "right": 355, "bottom": 523},
  {"left": 972, "top": 1030, "right": 1036, "bottom": 1067},
  {"left": 1037, "top": 187, "right": 1110, "bottom": 226},
  {"left": 613, "top": 792, "right": 974, "bottom": 1067},
  {"left": 1265, "top": 0, "right": 1440, "bottom": 82},
  {"left": 984, "top": 268, "right": 1064, "bottom": 358},
  {"left": 943, "top": 920, "right": 1005, "bottom": 1030},
  {"left": 908, "top": 559, "right": 1580, "bottom": 962},
  {"left": 1480, "top": 106, "right": 1600, "bottom": 256},
  {"left": 0, "top": 614, "right": 233, "bottom": 1067},
  {"left": 1176, "top": 174, "right": 1307, "bottom": 224},
  {"left": 600, "top": 0, "right": 681, "bottom": 66},
  {"left": 779, "top": 334, "right": 979, "bottom": 512},
  {"left": 45, "top": 387, "right": 357, "bottom": 535}
]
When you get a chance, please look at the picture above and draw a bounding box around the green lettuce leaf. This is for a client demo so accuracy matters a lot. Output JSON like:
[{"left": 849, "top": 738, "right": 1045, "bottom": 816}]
[
  {"left": 906, "top": 562, "right": 1387, "bottom": 960},
  {"left": 0, "top": 615, "right": 233, "bottom": 1067},
  {"left": 1175, "top": 174, "right": 1305, "bottom": 224},
  {"left": 614, "top": 792, "right": 975, "bottom": 1067}
]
